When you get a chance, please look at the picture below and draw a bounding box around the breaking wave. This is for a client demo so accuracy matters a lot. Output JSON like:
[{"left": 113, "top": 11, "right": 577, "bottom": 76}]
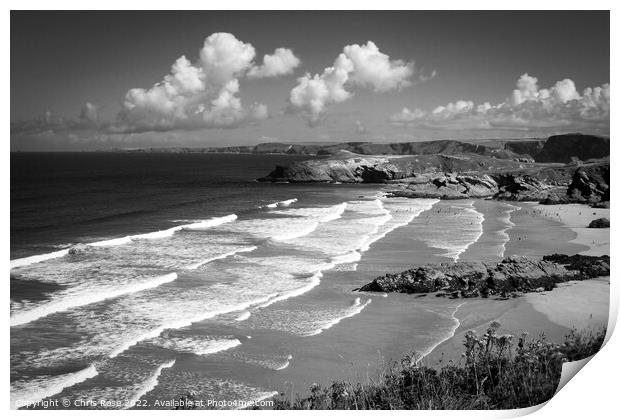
[
  {"left": 10, "top": 273, "right": 178, "bottom": 327},
  {"left": 11, "top": 364, "right": 98, "bottom": 409},
  {"left": 10, "top": 214, "right": 238, "bottom": 269}
]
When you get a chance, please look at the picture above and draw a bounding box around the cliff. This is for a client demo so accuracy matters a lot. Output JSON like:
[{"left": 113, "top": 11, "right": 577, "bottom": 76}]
[
  {"left": 567, "top": 161, "right": 610, "bottom": 203},
  {"left": 534, "top": 134, "right": 609, "bottom": 163}
]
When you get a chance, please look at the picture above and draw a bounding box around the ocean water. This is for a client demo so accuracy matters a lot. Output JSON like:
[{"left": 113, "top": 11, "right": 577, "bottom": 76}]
[{"left": 10, "top": 152, "right": 520, "bottom": 409}]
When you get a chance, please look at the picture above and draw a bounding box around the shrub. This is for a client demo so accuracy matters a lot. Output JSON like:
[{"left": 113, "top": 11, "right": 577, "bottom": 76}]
[{"left": 271, "top": 325, "right": 605, "bottom": 410}]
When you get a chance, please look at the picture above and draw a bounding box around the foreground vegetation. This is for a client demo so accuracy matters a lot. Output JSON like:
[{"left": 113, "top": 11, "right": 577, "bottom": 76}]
[{"left": 271, "top": 324, "right": 605, "bottom": 410}]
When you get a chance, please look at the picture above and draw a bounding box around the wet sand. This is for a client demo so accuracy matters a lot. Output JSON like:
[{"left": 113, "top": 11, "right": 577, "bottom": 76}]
[
  {"left": 425, "top": 202, "right": 610, "bottom": 366},
  {"left": 532, "top": 203, "right": 610, "bottom": 256}
]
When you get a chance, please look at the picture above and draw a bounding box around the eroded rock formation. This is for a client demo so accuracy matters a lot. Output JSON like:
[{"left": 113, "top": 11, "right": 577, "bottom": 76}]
[{"left": 357, "top": 254, "right": 609, "bottom": 298}]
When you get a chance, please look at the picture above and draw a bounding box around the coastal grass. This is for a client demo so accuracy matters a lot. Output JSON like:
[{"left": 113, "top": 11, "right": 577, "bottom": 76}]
[{"left": 270, "top": 324, "right": 605, "bottom": 410}]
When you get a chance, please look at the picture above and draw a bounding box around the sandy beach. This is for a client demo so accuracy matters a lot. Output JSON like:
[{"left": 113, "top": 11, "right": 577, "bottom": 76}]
[
  {"left": 425, "top": 202, "right": 610, "bottom": 366},
  {"left": 532, "top": 203, "right": 610, "bottom": 256}
]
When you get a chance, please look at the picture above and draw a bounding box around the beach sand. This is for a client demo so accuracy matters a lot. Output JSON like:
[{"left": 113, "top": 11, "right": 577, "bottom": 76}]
[
  {"left": 425, "top": 202, "right": 610, "bottom": 366},
  {"left": 532, "top": 203, "right": 610, "bottom": 256},
  {"left": 425, "top": 279, "right": 609, "bottom": 366}
]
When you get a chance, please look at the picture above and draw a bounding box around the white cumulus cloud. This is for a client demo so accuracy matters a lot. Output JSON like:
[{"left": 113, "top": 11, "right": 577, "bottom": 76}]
[
  {"left": 116, "top": 32, "right": 296, "bottom": 132},
  {"left": 247, "top": 48, "right": 301, "bottom": 78},
  {"left": 389, "top": 73, "right": 609, "bottom": 132},
  {"left": 289, "top": 41, "right": 417, "bottom": 126}
]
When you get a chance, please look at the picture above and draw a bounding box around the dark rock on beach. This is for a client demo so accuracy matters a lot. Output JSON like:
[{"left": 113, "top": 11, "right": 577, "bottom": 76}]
[
  {"left": 357, "top": 254, "right": 609, "bottom": 298},
  {"left": 542, "top": 254, "right": 610, "bottom": 278},
  {"left": 588, "top": 218, "right": 610, "bottom": 228}
]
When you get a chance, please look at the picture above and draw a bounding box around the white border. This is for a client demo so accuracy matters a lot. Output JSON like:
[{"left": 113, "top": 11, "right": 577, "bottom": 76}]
[{"left": 3, "top": 2, "right": 617, "bottom": 419}]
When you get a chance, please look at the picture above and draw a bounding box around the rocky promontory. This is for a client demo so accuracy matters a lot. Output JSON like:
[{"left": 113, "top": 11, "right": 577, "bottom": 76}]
[
  {"left": 258, "top": 133, "right": 609, "bottom": 206},
  {"left": 356, "top": 254, "right": 609, "bottom": 299}
]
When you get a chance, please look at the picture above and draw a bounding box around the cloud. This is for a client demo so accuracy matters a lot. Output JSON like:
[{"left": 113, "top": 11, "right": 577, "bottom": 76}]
[
  {"left": 289, "top": 41, "right": 417, "bottom": 125},
  {"left": 11, "top": 102, "right": 103, "bottom": 136},
  {"left": 247, "top": 48, "right": 301, "bottom": 78},
  {"left": 116, "top": 32, "right": 296, "bottom": 132},
  {"left": 80, "top": 102, "right": 100, "bottom": 124},
  {"left": 199, "top": 32, "right": 256, "bottom": 85},
  {"left": 389, "top": 73, "right": 610, "bottom": 132}
]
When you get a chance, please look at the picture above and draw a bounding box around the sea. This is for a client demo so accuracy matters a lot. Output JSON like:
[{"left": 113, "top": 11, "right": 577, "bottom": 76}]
[{"left": 10, "top": 152, "right": 524, "bottom": 409}]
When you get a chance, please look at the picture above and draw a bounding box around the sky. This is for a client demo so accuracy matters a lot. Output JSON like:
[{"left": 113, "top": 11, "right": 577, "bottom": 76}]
[{"left": 11, "top": 10, "right": 610, "bottom": 151}]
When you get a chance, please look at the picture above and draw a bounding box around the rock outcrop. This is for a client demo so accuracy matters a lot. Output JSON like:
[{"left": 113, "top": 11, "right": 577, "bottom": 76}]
[
  {"left": 257, "top": 152, "right": 525, "bottom": 184},
  {"left": 388, "top": 173, "right": 499, "bottom": 199},
  {"left": 257, "top": 154, "right": 406, "bottom": 183},
  {"left": 492, "top": 173, "right": 554, "bottom": 201},
  {"left": 567, "top": 162, "right": 610, "bottom": 204},
  {"left": 542, "top": 254, "right": 610, "bottom": 278},
  {"left": 588, "top": 218, "right": 610, "bottom": 228},
  {"left": 357, "top": 254, "right": 609, "bottom": 298},
  {"left": 389, "top": 171, "right": 570, "bottom": 202}
]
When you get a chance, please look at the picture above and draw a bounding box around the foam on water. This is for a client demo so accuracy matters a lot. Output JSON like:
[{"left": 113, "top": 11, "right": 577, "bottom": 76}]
[
  {"left": 149, "top": 335, "right": 242, "bottom": 356},
  {"left": 11, "top": 286, "right": 286, "bottom": 402},
  {"left": 184, "top": 246, "right": 257, "bottom": 270},
  {"left": 10, "top": 214, "right": 238, "bottom": 268},
  {"left": 107, "top": 293, "right": 279, "bottom": 359},
  {"left": 224, "top": 352, "right": 294, "bottom": 371},
  {"left": 10, "top": 249, "right": 72, "bottom": 270},
  {"left": 90, "top": 214, "right": 238, "bottom": 246},
  {"left": 10, "top": 273, "right": 178, "bottom": 327},
  {"left": 233, "top": 296, "right": 373, "bottom": 337},
  {"left": 211, "top": 198, "right": 438, "bottom": 337},
  {"left": 360, "top": 198, "right": 439, "bottom": 252},
  {"left": 276, "top": 355, "right": 294, "bottom": 370},
  {"left": 257, "top": 272, "right": 324, "bottom": 309},
  {"left": 11, "top": 231, "right": 256, "bottom": 326},
  {"left": 43, "top": 355, "right": 182, "bottom": 410},
  {"left": 220, "top": 202, "right": 348, "bottom": 242},
  {"left": 265, "top": 198, "right": 297, "bottom": 208},
  {"left": 11, "top": 364, "right": 98, "bottom": 409},
  {"left": 271, "top": 202, "right": 347, "bottom": 221},
  {"left": 276, "top": 200, "right": 391, "bottom": 256},
  {"left": 415, "top": 201, "right": 484, "bottom": 261},
  {"left": 12, "top": 253, "right": 334, "bottom": 379},
  {"left": 235, "top": 311, "right": 251, "bottom": 321},
  {"left": 331, "top": 251, "right": 362, "bottom": 265},
  {"left": 417, "top": 302, "right": 466, "bottom": 362},
  {"left": 497, "top": 204, "right": 520, "bottom": 257},
  {"left": 145, "top": 370, "right": 277, "bottom": 410},
  {"left": 305, "top": 298, "right": 372, "bottom": 336},
  {"left": 125, "top": 360, "right": 176, "bottom": 409},
  {"left": 278, "top": 198, "right": 438, "bottom": 266}
]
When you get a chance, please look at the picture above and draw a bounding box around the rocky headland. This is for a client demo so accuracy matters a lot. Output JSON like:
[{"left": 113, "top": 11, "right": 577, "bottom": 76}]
[
  {"left": 356, "top": 254, "right": 610, "bottom": 299},
  {"left": 258, "top": 133, "right": 609, "bottom": 207}
]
